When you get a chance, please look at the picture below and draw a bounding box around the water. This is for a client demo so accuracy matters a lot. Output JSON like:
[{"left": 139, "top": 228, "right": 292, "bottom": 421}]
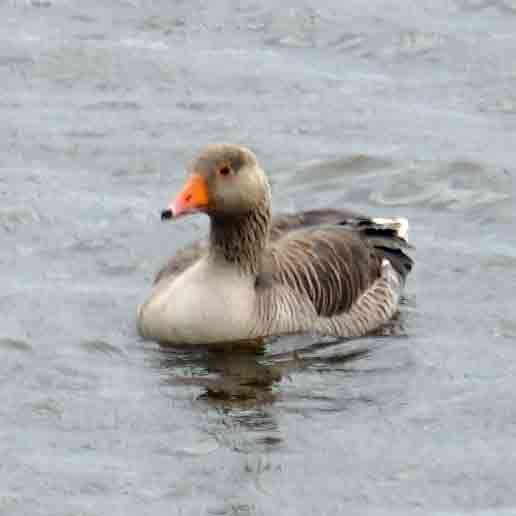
[{"left": 2, "top": 1, "right": 516, "bottom": 514}]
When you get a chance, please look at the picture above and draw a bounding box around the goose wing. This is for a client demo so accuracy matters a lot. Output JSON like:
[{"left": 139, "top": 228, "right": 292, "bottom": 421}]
[
  {"left": 258, "top": 226, "right": 382, "bottom": 317},
  {"left": 258, "top": 213, "right": 413, "bottom": 318}
]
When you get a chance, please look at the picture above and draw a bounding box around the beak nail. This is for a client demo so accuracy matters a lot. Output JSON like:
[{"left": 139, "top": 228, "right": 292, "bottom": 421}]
[{"left": 161, "top": 209, "right": 173, "bottom": 220}]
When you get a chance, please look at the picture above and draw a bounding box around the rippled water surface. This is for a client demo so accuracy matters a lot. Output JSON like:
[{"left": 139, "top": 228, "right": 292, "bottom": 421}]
[{"left": 2, "top": 1, "right": 516, "bottom": 515}]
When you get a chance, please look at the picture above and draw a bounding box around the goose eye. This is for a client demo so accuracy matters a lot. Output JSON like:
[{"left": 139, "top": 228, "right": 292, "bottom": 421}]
[{"left": 218, "top": 166, "right": 231, "bottom": 177}]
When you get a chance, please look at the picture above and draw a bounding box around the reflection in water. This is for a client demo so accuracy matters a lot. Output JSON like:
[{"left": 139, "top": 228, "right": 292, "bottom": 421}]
[
  {"left": 156, "top": 337, "right": 373, "bottom": 400},
  {"left": 147, "top": 308, "right": 411, "bottom": 451},
  {"left": 153, "top": 336, "right": 382, "bottom": 419},
  {"left": 153, "top": 305, "right": 409, "bottom": 402},
  {"left": 152, "top": 337, "right": 373, "bottom": 451},
  {"left": 158, "top": 342, "right": 281, "bottom": 405}
]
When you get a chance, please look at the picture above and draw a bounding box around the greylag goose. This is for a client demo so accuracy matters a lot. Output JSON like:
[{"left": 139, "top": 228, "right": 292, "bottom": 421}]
[{"left": 137, "top": 144, "right": 413, "bottom": 345}]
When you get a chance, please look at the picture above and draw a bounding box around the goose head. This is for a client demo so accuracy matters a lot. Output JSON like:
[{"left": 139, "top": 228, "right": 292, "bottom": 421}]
[{"left": 161, "top": 143, "right": 270, "bottom": 221}]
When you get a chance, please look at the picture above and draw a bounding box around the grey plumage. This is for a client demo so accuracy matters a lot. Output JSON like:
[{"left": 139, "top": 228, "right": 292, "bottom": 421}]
[
  {"left": 139, "top": 144, "right": 414, "bottom": 345},
  {"left": 154, "top": 208, "right": 413, "bottom": 339}
]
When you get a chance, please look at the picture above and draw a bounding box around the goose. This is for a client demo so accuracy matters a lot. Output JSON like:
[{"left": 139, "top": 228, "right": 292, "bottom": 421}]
[{"left": 137, "top": 143, "right": 413, "bottom": 345}]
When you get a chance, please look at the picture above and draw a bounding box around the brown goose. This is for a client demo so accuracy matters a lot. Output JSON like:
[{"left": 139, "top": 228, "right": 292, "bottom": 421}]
[{"left": 137, "top": 143, "right": 413, "bottom": 345}]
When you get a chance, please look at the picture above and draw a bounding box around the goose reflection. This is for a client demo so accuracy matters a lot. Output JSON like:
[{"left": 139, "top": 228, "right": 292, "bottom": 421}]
[
  {"left": 155, "top": 335, "right": 374, "bottom": 407},
  {"left": 146, "top": 307, "right": 410, "bottom": 451}
]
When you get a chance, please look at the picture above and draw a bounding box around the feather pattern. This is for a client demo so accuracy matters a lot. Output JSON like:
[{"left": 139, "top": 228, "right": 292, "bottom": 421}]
[
  {"left": 139, "top": 144, "right": 413, "bottom": 345},
  {"left": 252, "top": 213, "right": 411, "bottom": 338},
  {"left": 152, "top": 208, "right": 413, "bottom": 340},
  {"left": 259, "top": 226, "right": 378, "bottom": 317}
]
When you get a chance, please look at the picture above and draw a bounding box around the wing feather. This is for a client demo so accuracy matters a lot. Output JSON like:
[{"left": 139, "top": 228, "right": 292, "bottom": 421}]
[{"left": 259, "top": 226, "right": 381, "bottom": 317}]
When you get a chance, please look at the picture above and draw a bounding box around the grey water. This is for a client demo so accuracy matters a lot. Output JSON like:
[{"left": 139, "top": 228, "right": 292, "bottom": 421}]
[{"left": 2, "top": 1, "right": 516, "bottom": 515}]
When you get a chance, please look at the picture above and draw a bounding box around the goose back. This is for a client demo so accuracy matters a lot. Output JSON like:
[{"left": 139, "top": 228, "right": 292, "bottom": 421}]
[{"left": 154, "top": 209, "right": 378, "bottom": 284}]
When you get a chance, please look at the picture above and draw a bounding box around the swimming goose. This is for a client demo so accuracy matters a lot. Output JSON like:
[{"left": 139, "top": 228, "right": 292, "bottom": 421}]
[{"left": 137, "top": 143, "right": 413, "bottom": 345}]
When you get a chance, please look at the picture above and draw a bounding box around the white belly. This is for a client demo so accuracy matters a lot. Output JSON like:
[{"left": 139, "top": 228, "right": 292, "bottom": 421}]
[{"left": 138, "top": 258, "right": 257, "bottom": 344}]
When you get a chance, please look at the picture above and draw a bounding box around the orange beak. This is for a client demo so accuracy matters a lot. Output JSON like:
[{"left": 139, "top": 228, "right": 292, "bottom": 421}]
[{"left": 161, "top": 174, "right": 210, "bottom": 220}]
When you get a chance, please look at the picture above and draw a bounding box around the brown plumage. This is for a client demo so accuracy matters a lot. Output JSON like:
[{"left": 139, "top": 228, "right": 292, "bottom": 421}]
[{"left": 137, "top": 143, "right": 413, "bottom": 345}]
